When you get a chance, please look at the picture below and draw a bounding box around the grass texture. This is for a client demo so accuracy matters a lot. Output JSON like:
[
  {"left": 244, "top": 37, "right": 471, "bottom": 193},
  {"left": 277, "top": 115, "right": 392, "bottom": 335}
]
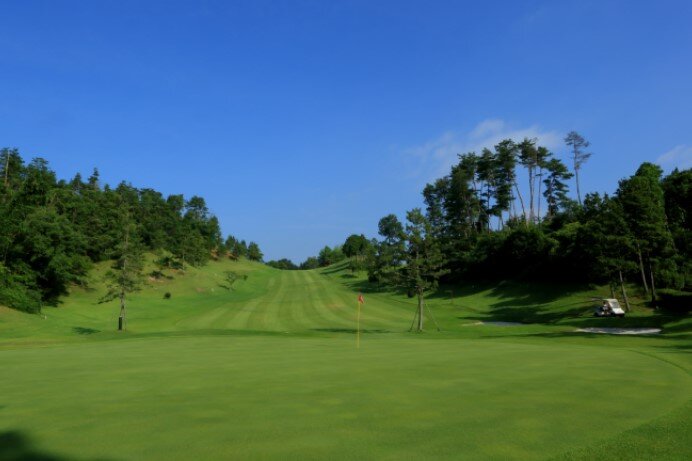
[{"left": 0, "top": 258, "right": 690, "bottom": 460}]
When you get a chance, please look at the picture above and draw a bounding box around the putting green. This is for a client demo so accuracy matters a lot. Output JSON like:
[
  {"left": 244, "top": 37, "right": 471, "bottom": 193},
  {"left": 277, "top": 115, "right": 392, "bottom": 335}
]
[
  {"left": 1, "top": 335, "right": 688, "bottom": 461},
  {"left": 1, "top": 260, "right": 690, "bottom": 460}
]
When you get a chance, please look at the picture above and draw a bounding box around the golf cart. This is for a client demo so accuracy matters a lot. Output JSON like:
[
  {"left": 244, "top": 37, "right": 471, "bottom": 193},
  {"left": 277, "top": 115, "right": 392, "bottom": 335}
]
[{"left": 594, "top": 298, "right": 626, "bottom": 318}]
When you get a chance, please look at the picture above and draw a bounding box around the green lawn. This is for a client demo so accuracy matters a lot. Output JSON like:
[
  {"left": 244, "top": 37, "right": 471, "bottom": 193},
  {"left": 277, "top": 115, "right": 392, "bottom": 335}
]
[{"left": 1, "top": 258, "right": 690, "bottom": 460}]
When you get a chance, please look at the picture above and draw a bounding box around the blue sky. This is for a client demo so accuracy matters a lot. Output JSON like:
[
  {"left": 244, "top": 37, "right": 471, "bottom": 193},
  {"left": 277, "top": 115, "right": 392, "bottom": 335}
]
[{"left": 1, "top": 0, "right": 691, "bottom": 262}]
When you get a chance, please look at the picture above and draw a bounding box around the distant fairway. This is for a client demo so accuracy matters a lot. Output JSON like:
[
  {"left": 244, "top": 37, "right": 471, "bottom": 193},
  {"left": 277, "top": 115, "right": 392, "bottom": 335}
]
[{"left": 1, "top": 259, "right": 690, "bottom": 460}]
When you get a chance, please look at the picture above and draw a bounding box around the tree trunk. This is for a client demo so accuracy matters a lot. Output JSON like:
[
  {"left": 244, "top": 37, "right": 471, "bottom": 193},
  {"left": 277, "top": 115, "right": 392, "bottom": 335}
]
[
  {"left": 486, "top": 183, "right": 493, "bottom": 232},
  {"left": 636, "top": 245, "right": 649, "bottom": 294},
  {"left": 536, "top": 168, "right": 543, "bottom": 224},
  {"left": 619, "top": 270, "right": 630, "bottom": 312},
  {"left": 575, "top": 166, "right": 581, "bottom": 206},
  {"left": 513, "top": 182, "right": 527, "bottom": 224},
  {"left": 118, "top": 290, "right": 126, "bottom": 331},
  {"left": 417, "top": 290, "right": 424, "bottom": 332},
  {"left": 649, "top": 262, "right": 657, "bottom": 309},
  {"left": 528, "top": 166, "right": 534, "bottom": 223},
  {"left": 610, "top": 284, "right": 615, "bottom": 298}
]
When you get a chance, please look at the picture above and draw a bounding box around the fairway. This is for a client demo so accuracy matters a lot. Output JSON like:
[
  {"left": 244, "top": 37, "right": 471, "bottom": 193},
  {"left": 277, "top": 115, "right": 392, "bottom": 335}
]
[{"left": 1, "top": 260, "right": 691, "bottom": 460}]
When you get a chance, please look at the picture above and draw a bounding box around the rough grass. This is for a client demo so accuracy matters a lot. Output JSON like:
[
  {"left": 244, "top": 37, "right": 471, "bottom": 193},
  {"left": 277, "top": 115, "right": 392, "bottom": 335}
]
[{"left": 0, "top": 257, "right": 690, "bottom": 460}]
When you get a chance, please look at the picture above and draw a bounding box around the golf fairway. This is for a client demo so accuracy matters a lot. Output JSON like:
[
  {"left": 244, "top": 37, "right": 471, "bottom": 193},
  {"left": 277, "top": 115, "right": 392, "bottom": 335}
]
[{"left": 1, "top": 260, "right": 690, "bottom": 460}]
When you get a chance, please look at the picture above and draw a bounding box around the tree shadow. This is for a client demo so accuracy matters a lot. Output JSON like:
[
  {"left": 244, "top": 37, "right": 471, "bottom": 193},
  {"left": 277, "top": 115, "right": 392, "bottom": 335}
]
[
  {"left": 319, "top": 262, "right": 350, "bottom": 275},
  {"left": 311, "top": 328, "right": 391, "bottom": 334},
  {"left": 0, "top": 430, "right": 114, "bottom": 461},
  {"left": 460, "top": 303, "right": 589, "bottom": 325},
  {"left": 655, "top": 319, "right": 692, "bottom": 333},
  {"left": 657, "top": 343, "right": 692, "bottom": 351},
  {"left": 72, "top": 327, "right": 100, "bottom": 335}
]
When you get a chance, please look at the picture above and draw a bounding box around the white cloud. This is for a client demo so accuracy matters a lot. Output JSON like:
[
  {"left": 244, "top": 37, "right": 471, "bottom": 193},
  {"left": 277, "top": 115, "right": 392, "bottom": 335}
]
[
  {"left": 403, "top": 119, "right": 562, "bottom": 181},
  {"left": 657, "top": 145, "right": 692, "bottom": 170}
]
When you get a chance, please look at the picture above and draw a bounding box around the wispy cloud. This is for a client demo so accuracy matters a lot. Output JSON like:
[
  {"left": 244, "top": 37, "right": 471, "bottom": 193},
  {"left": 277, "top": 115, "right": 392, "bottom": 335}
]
[
  {"left": 657, "top": 145, "right": 692, "bottom": 170},
  {"left": 403, "top": 119, "right": 562, "bottom": 181}
]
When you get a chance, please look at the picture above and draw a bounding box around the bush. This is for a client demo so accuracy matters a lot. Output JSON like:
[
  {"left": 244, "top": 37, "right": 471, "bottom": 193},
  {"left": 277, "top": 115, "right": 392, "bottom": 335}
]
[
  {"left": 0, "top": 285, "right": 42, "bottom": 313},
  {"left": 163, "top": 292, "right": 171, "bottom": 300},
  {"left": 657, "top": 289, "right": 691, "bottom": 314},
  {"left": 0, "top": 264, "right": 43, "bottom": 313}
]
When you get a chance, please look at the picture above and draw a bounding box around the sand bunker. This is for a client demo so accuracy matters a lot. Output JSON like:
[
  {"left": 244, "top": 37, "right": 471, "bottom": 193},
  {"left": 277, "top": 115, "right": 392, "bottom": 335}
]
[{"left": 576, "top": 327, "right": 661, "bottom": 335}]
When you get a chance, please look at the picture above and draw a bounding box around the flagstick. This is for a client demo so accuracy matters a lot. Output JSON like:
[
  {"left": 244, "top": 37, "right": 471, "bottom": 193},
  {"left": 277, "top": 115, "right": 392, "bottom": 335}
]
[{"left": 356, "top": 301, "right": 361, "bottom": 349}]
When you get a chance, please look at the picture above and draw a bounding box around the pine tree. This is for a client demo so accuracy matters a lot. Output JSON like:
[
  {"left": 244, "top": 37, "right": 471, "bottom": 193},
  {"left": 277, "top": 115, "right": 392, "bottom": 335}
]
[
  {"left": 400, "top": 209, "right": 449, "bottom": 332},
  {"left": 542, "top": 158, "right": 573, "bottom": 218},
  {"left": 564, "top": 131, "right": 592, "bottom": 206},
  {"left": 100, "top": 218, "right": 145, "bottom": 331}
]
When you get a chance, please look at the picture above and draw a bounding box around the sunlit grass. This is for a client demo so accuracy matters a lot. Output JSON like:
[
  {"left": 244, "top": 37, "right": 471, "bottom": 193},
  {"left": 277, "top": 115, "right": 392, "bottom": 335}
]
[{"left": 0, "top": 257, "right": 690, "bottom": 460}]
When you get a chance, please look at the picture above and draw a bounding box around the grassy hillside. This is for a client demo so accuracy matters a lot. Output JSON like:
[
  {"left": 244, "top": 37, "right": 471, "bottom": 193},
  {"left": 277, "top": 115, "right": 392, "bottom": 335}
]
[{"left": 1, "top": 257, "right": 690, "bottom": 461}]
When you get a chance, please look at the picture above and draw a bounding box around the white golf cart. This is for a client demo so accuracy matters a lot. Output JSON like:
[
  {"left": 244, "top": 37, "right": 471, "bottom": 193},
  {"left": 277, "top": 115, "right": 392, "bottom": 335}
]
[{"left": 594, "top": 298, "right": 626, "bottom": 318}]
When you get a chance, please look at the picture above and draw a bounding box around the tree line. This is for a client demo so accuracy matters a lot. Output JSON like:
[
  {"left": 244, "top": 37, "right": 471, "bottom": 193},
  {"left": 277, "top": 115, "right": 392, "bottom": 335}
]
[
  {"left": 0, "top": 148, "right": 263, "bottom": 313},
  {"left": 291, "top": 133, "right": 690, "bottom": 326}
]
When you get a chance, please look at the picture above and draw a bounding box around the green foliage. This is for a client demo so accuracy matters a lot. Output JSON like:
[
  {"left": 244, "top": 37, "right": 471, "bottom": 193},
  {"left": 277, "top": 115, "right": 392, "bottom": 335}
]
[
  {"left": 542, "top": 157, "right": 574, "bottom": 218},
  {"left": 317, "top": 245, "right": 345, "bottom": 267},
  {"left": 364, "top": 136, "right": 689, "bottom": 293},
  {"left": 13, "top": 207, "right": 91, "bottom": 302},
  {"left": 367, "top": 215, "right": 405, "bottom": 284},
  {"left": 219, "top": 270, "right": 245, "bottom": 290},
  {"left": 0, "top": 262, "right": 42, "bottom": 313},
  {"left": 399, "top": 209, "right": 449, "bottom": 297},
  {"left": 266, "top": 259, "right": 298, "bottom": 270},
  {"left": 299, "top": 256, "right": 320, "bottom": 270},
  {"left": 100, "top": 223, "right": 145, "bottom": 304},
  {"left": 247, "top": 242, "right": 263, "bottom": 262},
  {"left": 618, "top": 163, "right": 673, "bottom": 258},
  {"left": 342, "top": 234, "right": 370, "bottom": 258},
  {"left": 175, "top": 229, "right": 209, "bottom": 266},
  {"left": 156, "top": 254, "right": 185, "bottom": 271},
  {"left": 225, "top": 235, "right": 249, "bottom": 259},
  {"left": 661, "top": 168, "right": 691, "bottom": 286},
  {"left": 0, "top": 148, "right": 258, "bottom": 313}
]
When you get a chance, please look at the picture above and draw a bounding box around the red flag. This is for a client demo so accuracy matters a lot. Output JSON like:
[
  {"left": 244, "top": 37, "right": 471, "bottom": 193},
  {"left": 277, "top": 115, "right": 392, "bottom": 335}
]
[{"left": 358, "top": 294, "right": 364, "bottom": 304}]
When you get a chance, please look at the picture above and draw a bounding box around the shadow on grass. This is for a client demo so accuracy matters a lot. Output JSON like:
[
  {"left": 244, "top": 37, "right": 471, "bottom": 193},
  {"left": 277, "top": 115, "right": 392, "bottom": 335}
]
[
  {"left": 72, "top": 327, "right": 100, "bottom": 335},
  {"left": 319, "top": 261, "right": 351, "bottom": 275},
  {"left": 655, "top": 318, "right": 692, "bottom": 333},
  {"left": 320, "top": 265, "right": 688, "bottom": 332},
  {"left": 433, "top": 280, "right": 683, "bottom": 329},
  {"left": 311, "top": 328, "right": 391, "bottom": 334},
  {"left": 0, "top": 430, "right": 114, "bottom": 461},
  {"left": 476, "top": 330, "right": 692, "bottom": 348},
  {"left": 460, "top": 308, "right": 680, "bottom": 329}
]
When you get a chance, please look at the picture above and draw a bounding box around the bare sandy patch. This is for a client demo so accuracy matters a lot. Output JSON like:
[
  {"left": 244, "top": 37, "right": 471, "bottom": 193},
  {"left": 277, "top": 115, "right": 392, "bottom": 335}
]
[{"left": 576, "top": 327, "right": 661, "bottom": 335}]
